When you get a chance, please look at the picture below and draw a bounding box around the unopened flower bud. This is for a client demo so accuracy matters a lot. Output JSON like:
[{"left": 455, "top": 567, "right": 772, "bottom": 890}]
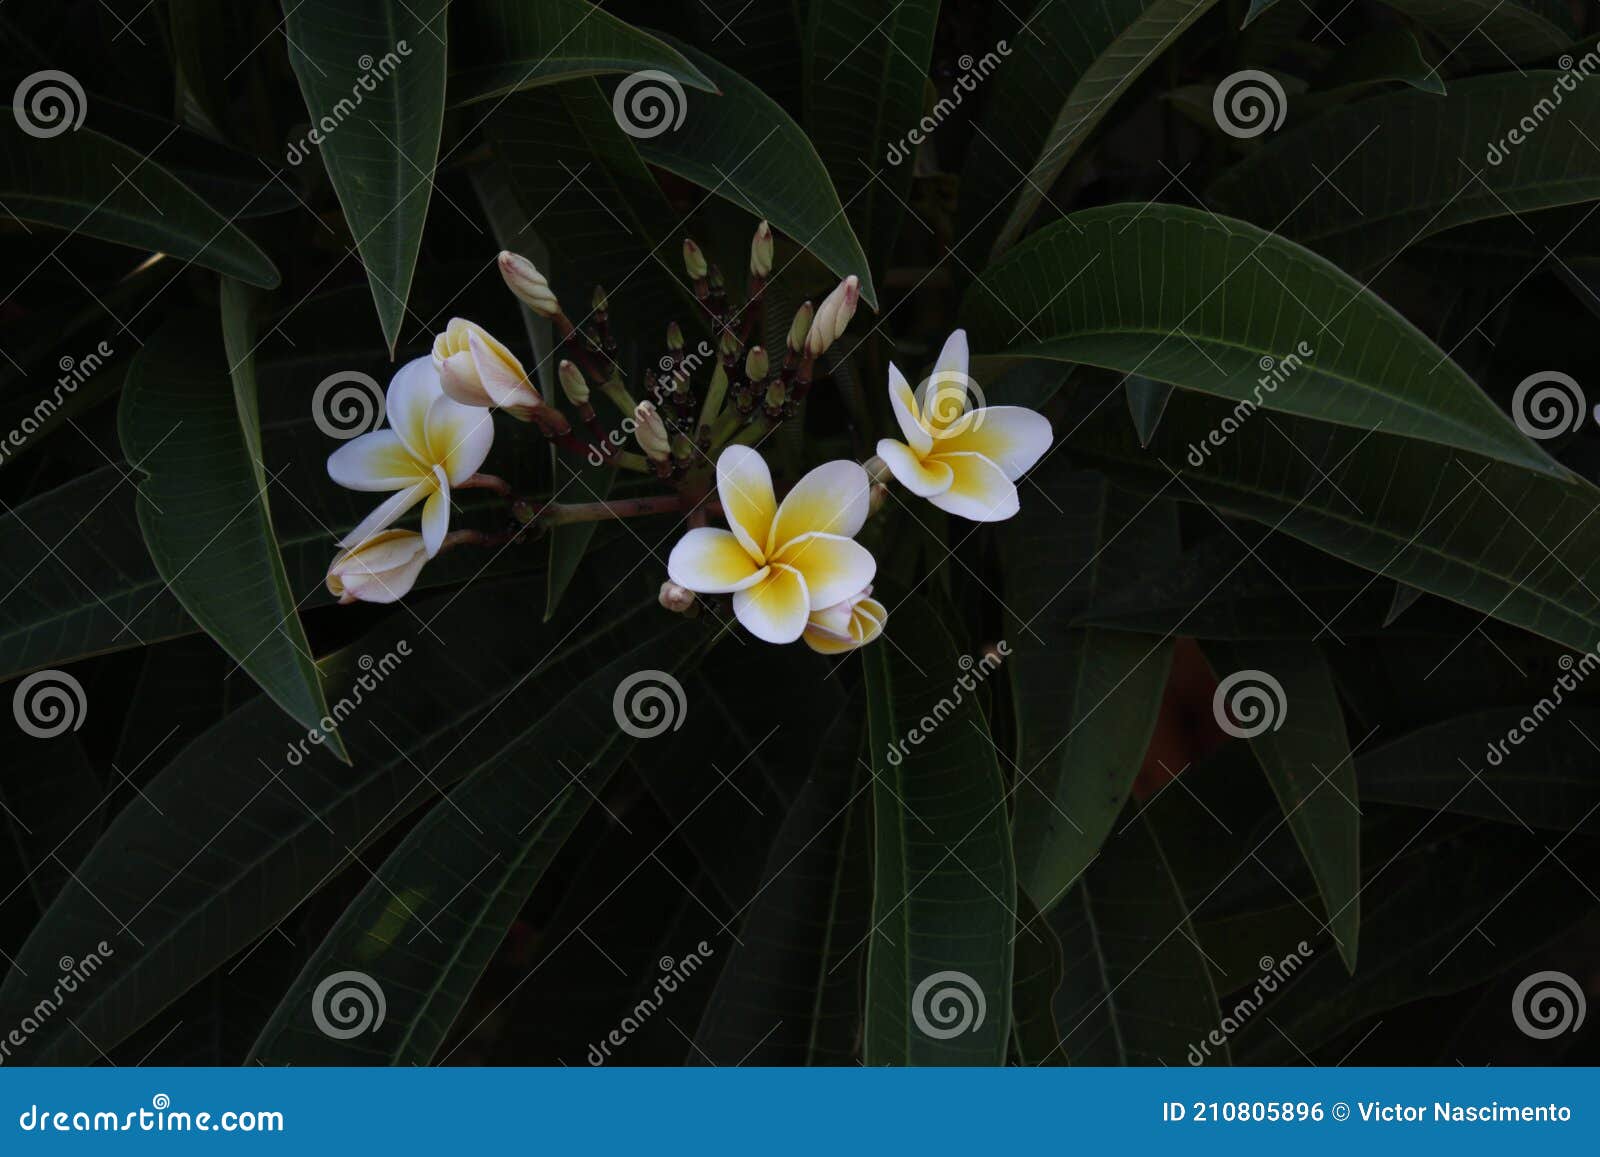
[
  {"left": 682, "top": 238, "right": 708, "bottom": 281},
  {"left": 497, "top": 251, "right": 560, "bottom": 318},
  {"left": 591, "top": 285, "right": 609, "bottom": 313},
  {"left": 718, "top": 329, "right": 741, "bottom": 361},
  {"left": 634, "top": 400, "right": 671, "bottom": 459},
  {"left": 807, "top": 275, "right": 860, "bottom": 357},
  {"left": 864, "top": 454, "right": 891, "bottom": 484},
  {"left": 787, "top": 302, "right": 814, "bottom": 354},
  {"left": 744, "top": 345, "right": 769, "bottom": 382},
  {"left": 764, "top": 381, "right": 787, "bottom": 412},
  {"left": 670, "top": 432, "right": 696, "bottom": 467},
  {"left": 327, "top": 531, "right": 429, "bottom": 605},
  {"left": 558, "top": 359, "right": 590, "bottom": 407},
  {"left": 750, "top": 220, "right": 774, "bottom": 278},
  {"left": 869, "top": 481, "right": 889, "bottom": 516},
  {"left": 707, "top": 265, "right": 725, "bottom": 291},
  {"left": 666, "top": 321, "right": 685, "bottom": 351},
  {"left": 659, "top": 580, "right": 697, "bottom": 614}
]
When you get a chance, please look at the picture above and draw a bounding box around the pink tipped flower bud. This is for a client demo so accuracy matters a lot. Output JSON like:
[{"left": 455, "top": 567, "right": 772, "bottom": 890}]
[
  {"left": 750, "top": 220, "right": 774, "bottom": 278},
  {"left": 807, "top": 275, "right": 860, "bottom": 357},
  {"left": 666, "top": 321, "right": 685, "bottom": 351},
  {"left": 634, "top": 400, "right": 671, "bottom": 459},
  {"left": 744, "top": 344, "right": 769, "bottom": 382},
  {"left": 558, "top": 359, "right": 590, "bottom": 407},
  {"left": 682, "top": 238, "right": 708, "bottom": 281},
  {"left": 497, "top": 251, "right": 560, "bottom": 318}
]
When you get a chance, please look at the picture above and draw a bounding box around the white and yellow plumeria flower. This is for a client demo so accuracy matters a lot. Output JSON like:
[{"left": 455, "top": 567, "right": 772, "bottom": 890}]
[
  {"left": 803, "top": 585, "right": 887, "bottom": 655},
  {"left": 667, "top": 446, "right": 876, "bottom": 644},
  {"left": 326, "top": 530, "right": 429, "bottom": 604},
  {"left": 875, "top": 329, "right": 1053, "bottom": 522},
  {"left": 327, "top": 358, "right": 494, "bottom": 558},
  {"left": 432, "top": 318, "right": 541, "bottom": 418}
]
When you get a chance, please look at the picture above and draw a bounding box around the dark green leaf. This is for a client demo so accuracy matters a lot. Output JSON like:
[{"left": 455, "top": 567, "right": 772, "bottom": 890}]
[
  {"left": 628, "top": 39, "right": 877, "bottom": 309},
  {"left": 1203, "top": 640, "right": 1360, "bottom": 972},
  {"left": 959, "top": 0, "right": 1224, "bottom": 263},
  {"left": 961, "top": 204, "right": 1561, "bottom": 476},
  {"left": 118, "top": 310, "right": 338, "bottom": 753},
  {"left": 1064, "top": 382, "right": 1600, "bottom": 655},
  {"left": 1208, "top": 74, "right": 1600, "bottom": 276},
  {"left": 1000, "top": 467, "right": 1178, "bottom": 911},
  {"left": 1048, "top": 815, "right": 1227, "bottom": 1065},
  {"left": 862, "top": 595, "right": 1014, "bottom": 1065},
  {"left": 803, "top": 0, "right": 939, "bottom": 278},
  {"left": 282, "top": 0, "right": 450, "bottom": 353},
  {"left": 0, "top": 122, "right": 277, "bottom": 286},
  {"left": 448, "top": 0, "right": 714, "bottom": 107},
  {"left": 248, "top": 618, "right": 709, "bottom": 1064}
]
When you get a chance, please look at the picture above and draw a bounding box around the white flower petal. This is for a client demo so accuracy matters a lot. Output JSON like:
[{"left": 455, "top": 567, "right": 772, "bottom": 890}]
[
  {"left": 327, "top": 530, "right": 429, "bottom": 604},
  {"left": 733, "top": 564, "right": 811, "bottom": 644},
  {"left": 915, "top": 329, "right": 971, "bottom": 433},
  {"left": 437, "top": 349, "right": 493, "bottom": 408},
  {"left": 773, "top": 532, "right": 876, "bottom": 610},
  {"left": 667, "top": 527, "right": 768, "bottom": 593},
  {"left": 386, "top": 357, "right": 445, "bottom": 459},
  {"left": 875, "top": 438, "right": 954, "bottom": 498},
  {"left": 424, "top": 394, "right": 495, "bottom": 485},
  {"left": 888, "top": 362, "right": 931, "bottom": 456},
  {"left": 420, "top": 467, "right": 451, "bottom": 556},
  {"left": 326, "top": 429, "right": 426, "bottom": 491},
  {"left": 769, "top": 459, "right": 871, "bottom": 552},
  {"left": 716, "top": 445, "right": 777, "bottom": 561},
  {"left": 937, "top": 405, "right": 1054, "bottom": 480},
  {"left": 468, "top": 328, "right": 539, "bottom": 410},
  {"left": 925, "top": 452, "right": 1020, "bottom": 522},
  {"left": 338, "top": 481, "right": 430, "bottom": 549}
]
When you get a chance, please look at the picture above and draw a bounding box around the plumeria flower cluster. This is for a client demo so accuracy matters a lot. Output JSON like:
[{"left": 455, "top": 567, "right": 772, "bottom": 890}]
[{"left": 321, "top": 222, "right": 1052, "bottom": 658}]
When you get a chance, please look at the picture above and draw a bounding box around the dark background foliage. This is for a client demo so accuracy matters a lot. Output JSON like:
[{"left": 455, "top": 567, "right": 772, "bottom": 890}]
[{"left": 1, "top": 0, "right": 1599, "bottom": 1066}]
